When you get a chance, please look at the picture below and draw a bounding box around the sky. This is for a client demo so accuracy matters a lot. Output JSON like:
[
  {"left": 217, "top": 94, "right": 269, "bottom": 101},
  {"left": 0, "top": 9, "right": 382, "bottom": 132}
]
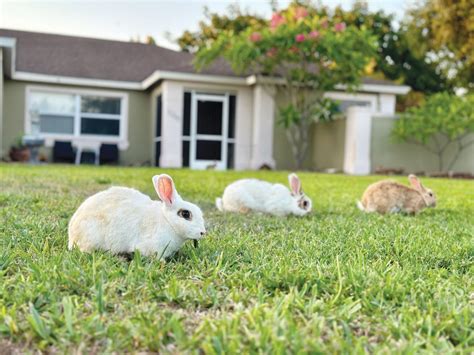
[{"left": 0, "top": 0, "right": 410, "bottom": 50}]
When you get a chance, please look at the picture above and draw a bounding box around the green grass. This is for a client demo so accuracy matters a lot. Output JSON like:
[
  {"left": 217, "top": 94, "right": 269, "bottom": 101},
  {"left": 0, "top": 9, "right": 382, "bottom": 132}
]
[{"left": 1, "top": 164, "right": 473, "bottom": 353}]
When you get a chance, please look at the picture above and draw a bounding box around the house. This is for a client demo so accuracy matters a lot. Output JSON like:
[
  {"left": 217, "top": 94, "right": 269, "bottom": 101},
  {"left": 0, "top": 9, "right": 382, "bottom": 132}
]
[{"left": 1, "top": 29, "right": 471, "bottom": 173}]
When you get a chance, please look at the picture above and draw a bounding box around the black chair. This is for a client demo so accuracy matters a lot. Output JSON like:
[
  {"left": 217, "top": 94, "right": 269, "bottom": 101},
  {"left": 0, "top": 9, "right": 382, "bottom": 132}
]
[
  {"left": 99, "top": 144, "right": 119, "bottom": 165},
  {"left": 80, "top": 151, "right": 97, "bottom": 165},
  {"left": 53, "top": 141, "right": 75, "bottom": 163}
]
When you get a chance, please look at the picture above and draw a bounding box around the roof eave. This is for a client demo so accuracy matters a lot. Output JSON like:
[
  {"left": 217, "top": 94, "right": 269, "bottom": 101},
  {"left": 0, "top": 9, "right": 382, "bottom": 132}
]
[
  {"left": 247, "top": 74, "right": 411, "bottom": 95},
  {"left": 142, "top": 70, "right": 247, "bottom": 88},
  {"left": 7, "top": 70, "right": 412, "bottom": 95},
  {"left": 335, "top": 83, "right": 411, "bottom": 95}
]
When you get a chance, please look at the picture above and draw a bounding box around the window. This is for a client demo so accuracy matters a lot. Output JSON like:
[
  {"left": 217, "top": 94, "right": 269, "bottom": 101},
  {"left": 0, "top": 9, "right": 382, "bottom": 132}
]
[
  {"left": 30, "top": 92, "right": 75, "bottom": 134},
  {"left": 80, "top": 96, "right": 121, "bottom": 136},
  {"left": 27, "top": 88, "right": 127, "bottom": 141}
]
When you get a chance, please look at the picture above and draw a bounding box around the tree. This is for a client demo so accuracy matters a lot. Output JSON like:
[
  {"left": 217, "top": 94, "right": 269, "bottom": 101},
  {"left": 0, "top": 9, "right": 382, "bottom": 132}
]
[
  {"left": 194, "top": 4, "right": 377, "bottom": 168},
  {"left": 176, "top": 5, "right": 267, "bottom": 53},
  {"left": 392, "top": 93, "right": 474, "bottom": 171},
  {"left": 406, "top": 0, "right": 474, "bottom": 89},
  {"left": 130, "top": 35, "right": 158, "bottom": 45},
  {"left": 333, "top": 1, "right": 454, "bottom": 95},
  {"left": 176, "top": 1, "right": 454, "bottom": 97}
]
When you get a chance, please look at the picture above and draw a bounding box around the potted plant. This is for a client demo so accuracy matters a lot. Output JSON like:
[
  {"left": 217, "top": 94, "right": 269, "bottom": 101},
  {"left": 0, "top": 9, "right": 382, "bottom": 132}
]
[{"left": 9, "top": 136, "right": 30, "bottom": 162}]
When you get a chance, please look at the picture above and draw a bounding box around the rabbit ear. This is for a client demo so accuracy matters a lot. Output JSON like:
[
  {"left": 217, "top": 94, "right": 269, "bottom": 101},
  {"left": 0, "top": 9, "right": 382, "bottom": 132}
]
[
  {"left": 152, "top": 174, "right": 177, "bottom": 206},
  {"left": 408, "top": 174, "right": 423, "bottom": 191},
  {"left": 288, "top": 173, "right": 302, "bottom": 195}
]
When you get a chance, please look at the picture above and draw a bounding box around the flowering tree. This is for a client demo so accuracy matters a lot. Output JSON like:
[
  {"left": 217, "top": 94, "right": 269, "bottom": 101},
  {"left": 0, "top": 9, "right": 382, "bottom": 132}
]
[
  {"left": 393, "top": 93, "right": 474, "bottom": 172},
  {"left": 194, "top": 4, "right": 377, "bottom": 168}
]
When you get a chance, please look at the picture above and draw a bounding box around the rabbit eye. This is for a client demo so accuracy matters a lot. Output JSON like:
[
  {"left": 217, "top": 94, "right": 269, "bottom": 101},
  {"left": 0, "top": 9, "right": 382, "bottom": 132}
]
[
  {"left": 299, "top": 199, "right": 309, "bottom": 210},
  {"left": 178, "top": 209, "right": 192, "bottom": 221},
  {"left": 429, "top": 192, "right": 433, "bottom": 197}
]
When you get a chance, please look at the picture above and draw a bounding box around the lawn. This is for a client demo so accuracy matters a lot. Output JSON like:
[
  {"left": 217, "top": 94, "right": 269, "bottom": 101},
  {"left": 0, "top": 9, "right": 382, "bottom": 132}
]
[{"left": 0, "top": 164, "right": 473, "bottom": 353}]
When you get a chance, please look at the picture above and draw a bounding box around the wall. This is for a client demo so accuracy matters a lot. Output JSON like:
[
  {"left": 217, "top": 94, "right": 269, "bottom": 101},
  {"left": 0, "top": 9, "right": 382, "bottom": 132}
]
[
  {"left": 2, "top": 79, "right": 24, "bottom": 154},
  {"left": 0, "top": 49, "right": 3, "bottom": 158},
  {"left": 371, "top": 116, "right": 474, "bottom": 173},
  {"left": 312, "top": 118, "right": 346, "bottom": 171},
  {"left": 272, "top": 88, "right": 314, "bottom": 171},
  {"left": 273, "top": 118, "right": 346, "bottom": 171},
  {"left": 2, "top": 79, "right": 151, "bottom": 165},
  {"left": 273, "top": 124, "right": 314, "bottom": 170}
]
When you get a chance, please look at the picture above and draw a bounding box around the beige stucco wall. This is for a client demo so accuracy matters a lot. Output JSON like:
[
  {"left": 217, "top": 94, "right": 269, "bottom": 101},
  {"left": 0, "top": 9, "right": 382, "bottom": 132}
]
[
  {"left": 371, "top": 116, "right": 474, "bottom": 173},
  {"left": 312, "top": 118, "right": 346, "bottom": 171},
  {"left": 2, "top": 79, "right": 151, "bottom": 165},
  {"left": 273, "top": 118, "right": 346, "bottom": 171},
  {"left": 0, "top": 49, "right": 4, "bottom": 158},
  {"left": 2, "top": 80, "right": 24, "bottom": 154},
  {"left": 273, "top": 124, "right": 313, "bottom": 170}
]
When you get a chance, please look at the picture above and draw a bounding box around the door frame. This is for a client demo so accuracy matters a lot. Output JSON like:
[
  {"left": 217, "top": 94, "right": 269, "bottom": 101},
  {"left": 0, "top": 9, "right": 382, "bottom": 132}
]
[{"left": 189, "top": 91, "right": 229, "bottom": 170}]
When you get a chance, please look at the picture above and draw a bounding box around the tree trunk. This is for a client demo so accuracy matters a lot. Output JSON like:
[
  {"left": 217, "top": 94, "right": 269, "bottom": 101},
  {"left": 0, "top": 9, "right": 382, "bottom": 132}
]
[
  {"left": 285, "top": 120, "right": 309, "bottom": 170},
  {"left": 438, "top": 153, "right": 443, "bottom": 172}
]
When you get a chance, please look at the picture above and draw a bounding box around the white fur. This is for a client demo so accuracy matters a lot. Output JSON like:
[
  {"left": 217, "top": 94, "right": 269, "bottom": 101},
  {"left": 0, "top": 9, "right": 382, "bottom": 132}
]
[
  {"left": 68, "top": 175, "right": 206, "bottom": 259},
  {"left": 215, "top": 198, "right": 224, "bottom": 212},
  {"left": 356, "top": 200, "right": 366, "bottom": 212},
  {"left": 216, "top": 174, "right": 312, "bottom": 217}
]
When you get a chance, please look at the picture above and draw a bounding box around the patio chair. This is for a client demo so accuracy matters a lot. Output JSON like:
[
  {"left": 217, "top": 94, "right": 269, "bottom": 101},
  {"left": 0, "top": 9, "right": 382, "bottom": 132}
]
[
  {"left": 99, "top": 144, "right": 119, "bottom": 165},
  {"left": 79, "top": 151, "right": 97, "bottom": 165},
  {"left": 53, "top": 141, "right": 75, "bottom": 163}
]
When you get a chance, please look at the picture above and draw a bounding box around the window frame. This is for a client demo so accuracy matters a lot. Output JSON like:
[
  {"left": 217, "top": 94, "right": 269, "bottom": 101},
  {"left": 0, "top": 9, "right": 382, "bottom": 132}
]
[{"left": 25, "top": 86, "right": 129, "bottom": 148}]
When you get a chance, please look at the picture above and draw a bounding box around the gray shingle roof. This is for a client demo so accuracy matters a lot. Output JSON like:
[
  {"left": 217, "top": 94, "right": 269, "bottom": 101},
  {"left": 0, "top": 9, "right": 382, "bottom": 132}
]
[
  {"left": 0, "top": 29, "right": 237, "bottom": 82},
  {"left": 0, "top": 29, "right": 402, "bottom": 87}
]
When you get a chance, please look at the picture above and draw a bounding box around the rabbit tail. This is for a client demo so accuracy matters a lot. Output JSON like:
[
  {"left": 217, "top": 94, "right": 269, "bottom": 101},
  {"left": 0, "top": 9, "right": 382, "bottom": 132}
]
[
  {"left": 356, "top": 200, "right": 366, "bottom": 212},
  {"left": 215, "top": 197, "right": 224, "bottom": 212}
]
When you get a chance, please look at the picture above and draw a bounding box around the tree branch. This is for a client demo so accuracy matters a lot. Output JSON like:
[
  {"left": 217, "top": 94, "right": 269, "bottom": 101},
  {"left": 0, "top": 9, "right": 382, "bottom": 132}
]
[
  {"left": 447, "top": 139, "right": 463, "bottom": 171},
  {"left": 406, "top": 139, "right": 439, "bottom": 155}
]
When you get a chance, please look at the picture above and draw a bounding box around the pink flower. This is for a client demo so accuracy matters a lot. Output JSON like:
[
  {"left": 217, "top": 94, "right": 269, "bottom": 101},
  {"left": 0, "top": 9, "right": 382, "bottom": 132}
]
[
  {"left": 266, "top": 47, "right": 278, "bottom": 57},
  {"left": 334, "top": 22, "right": 346, "bottom": 32},
  {"left": 308, "top": 30, "right": 320, "bottom": 39},
  {"left": 294, "top": 7, "right": 308, "bottom": 20},
  {"left": 249, "top": 32, "right": 262, "bottom": 42},
  {"left": 270, "top": 12, "right": 286, "bottom": 28},
  {"left": 295, "top": 33, "right": 306, "bottom": 42}
]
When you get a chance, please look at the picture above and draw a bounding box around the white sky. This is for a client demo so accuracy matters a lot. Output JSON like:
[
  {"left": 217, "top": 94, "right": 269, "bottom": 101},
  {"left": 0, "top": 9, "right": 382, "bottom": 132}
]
[{"left": 0, "top": 0, "right": 411, "bottom": 50}]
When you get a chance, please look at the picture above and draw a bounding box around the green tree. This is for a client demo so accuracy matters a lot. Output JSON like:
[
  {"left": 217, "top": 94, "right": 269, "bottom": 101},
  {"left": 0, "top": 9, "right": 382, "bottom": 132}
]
[
  {"left": 333, "top": 1, "right": 453, "bottom": 94},
  {"left": 406, "top": 0, "right": 474, "bottom": 89},
  {"left": 393, "top": 93, "right": 474, "bottom": 171},
  {"left": 195, "top": 4, "right": 377, "bottom": 168},
  {"left": 177, "top": 1, "right": 456, "bottom": 114},
  {"left": 177, "top": 4, "right": 267, "bottom": 53}
]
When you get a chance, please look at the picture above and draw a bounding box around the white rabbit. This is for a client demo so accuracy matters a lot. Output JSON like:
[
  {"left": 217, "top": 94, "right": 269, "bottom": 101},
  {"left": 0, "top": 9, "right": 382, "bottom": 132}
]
[
  {"left": 215, "top": 173, "right": 312, "bottom": 217},
  {"left": 68, "top": 174, "right": 206, "bottom": 258}
]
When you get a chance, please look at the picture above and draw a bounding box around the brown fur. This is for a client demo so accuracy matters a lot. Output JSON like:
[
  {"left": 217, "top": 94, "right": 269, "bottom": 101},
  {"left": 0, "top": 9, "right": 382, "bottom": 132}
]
[
  {"left": 239, "top": 206, "right": 251, "bottom": 214},
  {"left": 359, "top": 175, "right": 436, "bottom": 215},
  {"left": 361, "top": 181, "right": 424, "bottom": 214}
]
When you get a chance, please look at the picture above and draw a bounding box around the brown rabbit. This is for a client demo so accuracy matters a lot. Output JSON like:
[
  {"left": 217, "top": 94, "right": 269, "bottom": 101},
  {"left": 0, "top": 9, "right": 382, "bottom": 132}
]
[{"left": 357, "top": 174, "right": 437, "bottom": 214}]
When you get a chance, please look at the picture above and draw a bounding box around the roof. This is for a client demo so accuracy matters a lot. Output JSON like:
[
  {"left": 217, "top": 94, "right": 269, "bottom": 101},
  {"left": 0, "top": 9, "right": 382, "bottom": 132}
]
[
  {"left": 0, "top": 29, "right": 409, "bottom": 93},
  {"left": 0, "top": 29, "right": 237, "bottom": 82}
]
